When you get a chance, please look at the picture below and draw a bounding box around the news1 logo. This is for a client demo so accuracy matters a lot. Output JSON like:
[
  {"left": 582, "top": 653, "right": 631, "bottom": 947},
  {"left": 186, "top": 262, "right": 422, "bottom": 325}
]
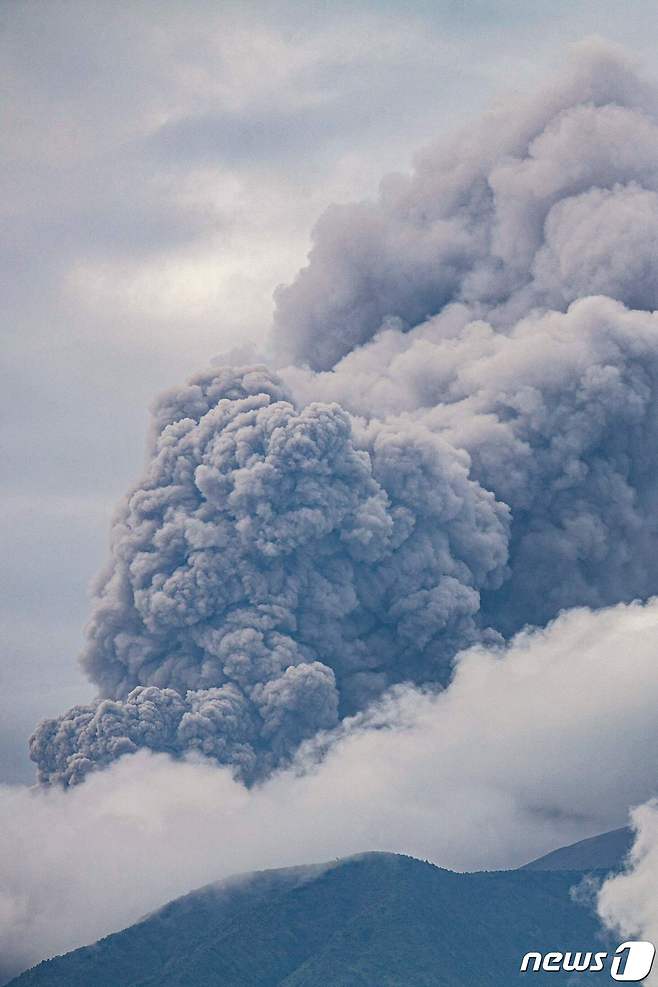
[{"left": 520, "top": 941, "right": 656, "bottom": 980}]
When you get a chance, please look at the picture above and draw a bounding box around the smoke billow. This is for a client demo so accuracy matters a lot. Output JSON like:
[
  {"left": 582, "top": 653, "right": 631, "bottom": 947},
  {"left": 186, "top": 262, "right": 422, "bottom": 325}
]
[
  {"left": 30, "top": 366, "right": 507, "bottom": 785},
  {"left": 30, "top": 38, "right": 658, "bottom": 786},
  {"left": 273, "top": 39, "right": 658, "bottom": 369}
]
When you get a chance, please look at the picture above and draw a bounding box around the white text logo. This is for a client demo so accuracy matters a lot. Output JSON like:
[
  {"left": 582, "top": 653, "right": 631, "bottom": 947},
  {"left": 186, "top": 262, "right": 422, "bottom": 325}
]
[{"left": 520, "top": 941, "right": 655, "bottom": 981}]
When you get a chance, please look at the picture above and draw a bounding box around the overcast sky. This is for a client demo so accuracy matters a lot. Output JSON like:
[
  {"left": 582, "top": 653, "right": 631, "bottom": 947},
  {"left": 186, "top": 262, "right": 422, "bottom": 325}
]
[{"left": 4, "top": 0, "right": 658, "bottom": 783}]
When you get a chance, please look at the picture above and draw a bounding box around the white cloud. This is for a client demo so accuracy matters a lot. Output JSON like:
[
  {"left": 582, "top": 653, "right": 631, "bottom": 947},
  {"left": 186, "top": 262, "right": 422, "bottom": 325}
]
[{"left": 599, "top": 801, "right": 658, "bottom": 986}]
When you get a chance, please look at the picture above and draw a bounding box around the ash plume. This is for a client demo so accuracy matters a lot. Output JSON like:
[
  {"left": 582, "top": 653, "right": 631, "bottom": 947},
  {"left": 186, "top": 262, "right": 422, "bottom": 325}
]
[
  {"left": 31, "top": 367, "right": 507, "bottom": 785},
  {"left": 31, "top": 38, "right": 658, "bottom": 786}
]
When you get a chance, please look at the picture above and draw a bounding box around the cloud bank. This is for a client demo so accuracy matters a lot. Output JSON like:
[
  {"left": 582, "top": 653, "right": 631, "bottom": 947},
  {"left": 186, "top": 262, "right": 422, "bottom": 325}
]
[
  {"left": 599, "top": 802, "right": 658, "bottom": 986},
  {"left": 28, "top": 38, "right": 658, "bottom": 786},
  {"left": 4, "top": 598, "right": 658, "bottom": 981}
]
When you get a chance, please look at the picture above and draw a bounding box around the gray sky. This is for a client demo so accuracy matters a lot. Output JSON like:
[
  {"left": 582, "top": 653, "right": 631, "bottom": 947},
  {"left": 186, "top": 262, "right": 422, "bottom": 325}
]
[{"left": 3, "top": 0, "right": 658, "bottom": 783}]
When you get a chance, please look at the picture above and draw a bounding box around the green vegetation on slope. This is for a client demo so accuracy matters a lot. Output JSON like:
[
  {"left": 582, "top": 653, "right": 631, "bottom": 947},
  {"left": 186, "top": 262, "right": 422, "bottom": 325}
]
[{"left": 9, "top": 853, "right": 611, "bottom": 987}]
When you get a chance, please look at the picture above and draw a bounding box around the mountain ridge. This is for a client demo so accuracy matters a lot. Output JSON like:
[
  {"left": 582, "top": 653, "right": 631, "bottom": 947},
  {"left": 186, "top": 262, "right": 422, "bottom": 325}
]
[
  {"left": 520, "top": 827, "right": 633, "bottom": 872},
  {"left": 8, "top": 849, "right": 620, "bottom": 987}
]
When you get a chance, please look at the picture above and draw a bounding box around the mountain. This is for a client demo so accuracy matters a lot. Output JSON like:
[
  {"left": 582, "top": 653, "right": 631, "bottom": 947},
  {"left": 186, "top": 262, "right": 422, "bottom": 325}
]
[
  {"left": 520, "top": 827, "right": 633, "bottom": 872},
  {"left": 8, "top": 851, "right": 614, "bottom": 987}
]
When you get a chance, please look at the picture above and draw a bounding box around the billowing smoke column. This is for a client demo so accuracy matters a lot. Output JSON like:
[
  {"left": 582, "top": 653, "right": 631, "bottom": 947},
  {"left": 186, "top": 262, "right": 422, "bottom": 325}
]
[
  {"left": 31, "top": 39, "right": 658, "bottom": 786},
  {"left": 31, "top": 367, "right": 508, "bottom": 784}
]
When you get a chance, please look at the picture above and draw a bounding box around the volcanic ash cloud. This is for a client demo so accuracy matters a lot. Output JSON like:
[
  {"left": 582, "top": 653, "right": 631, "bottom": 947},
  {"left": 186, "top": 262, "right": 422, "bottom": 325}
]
[
  {"left": 31, "top": 366, "right": 508, "bottom": 785},
  {"left": 30, "top": 39, "right": 658, "bottom": 786}
]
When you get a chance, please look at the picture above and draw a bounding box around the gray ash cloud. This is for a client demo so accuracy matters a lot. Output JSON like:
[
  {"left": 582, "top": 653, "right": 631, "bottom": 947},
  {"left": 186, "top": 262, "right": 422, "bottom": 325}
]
[
  {"left": 31, "top": 39, "right": 658, "bottom": 786},
  {"left": 31, "top": 367, "right": 507, "bottom": 785}
]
